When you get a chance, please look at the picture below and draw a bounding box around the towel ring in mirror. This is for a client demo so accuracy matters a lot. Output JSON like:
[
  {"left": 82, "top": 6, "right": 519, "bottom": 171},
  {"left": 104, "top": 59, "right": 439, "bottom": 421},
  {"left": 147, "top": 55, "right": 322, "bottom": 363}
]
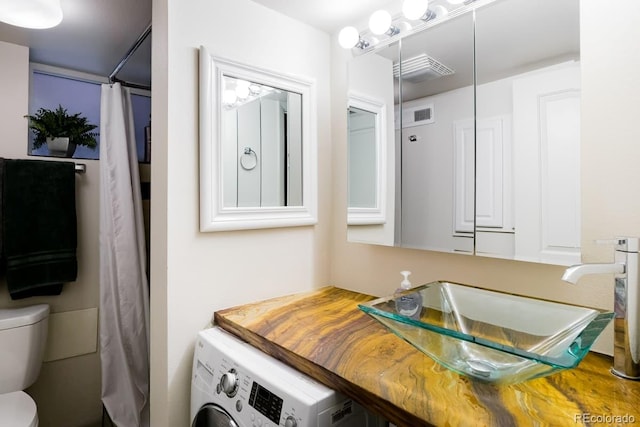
[{"left": 240, "top": 147, "right": 258, "bottom": 171}]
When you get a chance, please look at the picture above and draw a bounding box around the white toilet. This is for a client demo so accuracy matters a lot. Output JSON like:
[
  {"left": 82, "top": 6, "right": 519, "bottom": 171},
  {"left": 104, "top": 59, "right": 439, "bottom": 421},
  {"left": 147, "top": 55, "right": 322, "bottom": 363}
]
[{"left": 0, "top": 304, "right": 50, "bottom": 427}]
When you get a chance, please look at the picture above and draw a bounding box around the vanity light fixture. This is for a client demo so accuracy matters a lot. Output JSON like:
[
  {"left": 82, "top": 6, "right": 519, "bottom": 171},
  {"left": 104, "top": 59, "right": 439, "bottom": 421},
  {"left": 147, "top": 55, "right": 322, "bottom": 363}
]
[
  {"left": 338, "top": 0, "right": 444, "bottom": 50},
  {"left": 222, "top": 76, "right": 279, "bottom": 110},
  {"left": 338, "top": 0, "right": 481, "bottom": 51},
  {"left": 0, "top": 0, "right": 63, "bottom": 29}
]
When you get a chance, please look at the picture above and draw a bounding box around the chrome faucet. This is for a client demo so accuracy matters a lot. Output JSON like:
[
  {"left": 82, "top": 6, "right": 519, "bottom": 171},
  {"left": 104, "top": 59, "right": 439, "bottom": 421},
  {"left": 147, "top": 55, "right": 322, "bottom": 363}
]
[
  {"left": 562, "top": 237, "right": 639, "bottom": 380},
  {"left": 562, "top": 262, "right": 625, "bottom": 283}
]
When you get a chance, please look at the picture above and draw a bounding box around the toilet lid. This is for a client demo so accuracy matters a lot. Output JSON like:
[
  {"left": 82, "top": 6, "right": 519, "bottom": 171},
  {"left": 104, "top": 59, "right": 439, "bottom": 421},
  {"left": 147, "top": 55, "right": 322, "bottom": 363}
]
[{"left": 0, "top": 391, "right": 38, "bottom": 427}]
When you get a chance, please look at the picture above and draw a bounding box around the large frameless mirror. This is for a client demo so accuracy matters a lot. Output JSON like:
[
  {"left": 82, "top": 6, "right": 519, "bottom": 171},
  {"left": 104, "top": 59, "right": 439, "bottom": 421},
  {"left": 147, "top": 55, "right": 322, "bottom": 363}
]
[
  {"left": 398, "top": 12, "right": 475, "bottom": 254},
  {"left": 346, "top": 12, "right": 475, "bottom": 253},
  {"left": 199, "top": 47, "right": 317, "bottom": 231},
  {"left": 475, "top": 0, "right": 580, "bottom": 265},
  {"left": 345, "top": 0, "right": 580, "bottom": 266},
  {"left": 347, "top": 42, "right": 399, "bottom": 246}
]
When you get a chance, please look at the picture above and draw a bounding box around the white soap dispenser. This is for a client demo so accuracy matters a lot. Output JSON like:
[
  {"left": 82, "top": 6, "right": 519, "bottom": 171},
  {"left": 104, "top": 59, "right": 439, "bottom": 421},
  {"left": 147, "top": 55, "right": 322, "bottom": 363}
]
[{"left": 394, "top": 270, "right": 422, "bottom": 319}]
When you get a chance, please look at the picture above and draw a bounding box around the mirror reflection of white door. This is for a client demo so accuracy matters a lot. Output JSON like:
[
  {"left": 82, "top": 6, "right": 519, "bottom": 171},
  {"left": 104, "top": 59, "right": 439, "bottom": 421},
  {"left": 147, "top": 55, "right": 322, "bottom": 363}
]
[
  {"left": 513, "top": 62, "right": 581, "bottom": 265},
  {"left": 286, "top": 93, "right": 303, "bottom": 206},
  {"left": 223, "top": 108, "right": 239, "bottom": 207},
  {"left": 224, "top": 94, "right": 300, "bottom": 208},
  {"left": 237, "top": 100, "right": 262, "bottom": 207},
  {"left": 260, "top": 98, "right": 284, "bottom": 207},
  {"left": 455, "top": 115, "right": 513, "bottom": 257}
]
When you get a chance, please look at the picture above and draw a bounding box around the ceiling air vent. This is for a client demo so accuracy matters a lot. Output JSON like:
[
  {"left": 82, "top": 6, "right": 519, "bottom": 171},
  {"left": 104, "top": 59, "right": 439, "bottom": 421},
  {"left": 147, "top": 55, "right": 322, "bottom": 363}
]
[{"left": 393, "top": 53, "right": 455, "bottom": 83}]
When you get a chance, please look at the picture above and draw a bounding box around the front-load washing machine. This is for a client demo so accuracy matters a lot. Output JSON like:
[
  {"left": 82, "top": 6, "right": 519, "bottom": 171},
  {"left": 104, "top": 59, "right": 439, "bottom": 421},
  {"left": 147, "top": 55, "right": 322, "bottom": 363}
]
[{"left": 191, "top": 327, "right": 388, "bottom": 427}]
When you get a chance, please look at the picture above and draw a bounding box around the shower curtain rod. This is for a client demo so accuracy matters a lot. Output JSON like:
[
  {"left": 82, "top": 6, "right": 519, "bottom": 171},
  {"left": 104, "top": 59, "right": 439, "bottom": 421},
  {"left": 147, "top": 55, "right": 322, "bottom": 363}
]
[
  {"left": 110, "top": 77, "right": 151, "bottom": 91},
  {"left": 108, "top": 23, "right": 152, "bottom": 91}
]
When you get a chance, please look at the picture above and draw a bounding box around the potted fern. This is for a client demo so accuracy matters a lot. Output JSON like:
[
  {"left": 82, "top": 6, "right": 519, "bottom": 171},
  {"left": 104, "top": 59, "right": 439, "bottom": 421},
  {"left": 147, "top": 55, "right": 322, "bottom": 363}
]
[{"left": 26, "top": 105, "right": 98, "bottom": 157}]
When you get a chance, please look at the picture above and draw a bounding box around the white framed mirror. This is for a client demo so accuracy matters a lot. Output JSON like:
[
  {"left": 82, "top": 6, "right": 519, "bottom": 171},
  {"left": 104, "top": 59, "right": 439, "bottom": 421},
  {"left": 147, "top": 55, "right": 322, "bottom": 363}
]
[
  {"left": 199, "top": 46, "right": 317, "bottom": 231},
  {"left": 347, "top": 92, "right": 387, "bottom": 225}
]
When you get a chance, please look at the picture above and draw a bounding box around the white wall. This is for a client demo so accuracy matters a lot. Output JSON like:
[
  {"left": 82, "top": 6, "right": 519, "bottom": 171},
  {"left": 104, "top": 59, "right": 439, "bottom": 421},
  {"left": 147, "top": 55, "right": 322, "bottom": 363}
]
[
  {"left": 329, "top": 0, "right": 640, "bottom": 359},
  {"left": 150, "top": 0, "right": 332, "bottom": 425},
  {"left": 0, "top": 41, "right": 28, "bottom": 159},
  {"left": 581, "top": 0, "right": 640, "bottom": 259},
  {"left": 0, "top": 41, "right": 102, "bottom": 427}
]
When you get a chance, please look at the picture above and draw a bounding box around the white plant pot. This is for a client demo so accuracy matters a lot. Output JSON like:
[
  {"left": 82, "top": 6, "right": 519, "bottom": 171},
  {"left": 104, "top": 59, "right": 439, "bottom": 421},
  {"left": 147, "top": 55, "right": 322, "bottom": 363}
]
[{"left": 46, "top": 137, "right": 76, "bottom": 157}]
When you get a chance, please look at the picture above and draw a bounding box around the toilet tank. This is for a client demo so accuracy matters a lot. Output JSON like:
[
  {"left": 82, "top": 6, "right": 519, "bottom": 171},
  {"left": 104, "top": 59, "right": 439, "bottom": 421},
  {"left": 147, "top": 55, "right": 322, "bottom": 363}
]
[{"left": 0, "top": 304, "right": 49, "bottom": 394}]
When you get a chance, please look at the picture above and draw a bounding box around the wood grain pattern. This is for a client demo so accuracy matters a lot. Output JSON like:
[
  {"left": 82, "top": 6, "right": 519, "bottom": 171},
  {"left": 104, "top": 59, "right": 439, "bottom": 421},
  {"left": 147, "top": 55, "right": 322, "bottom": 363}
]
[{"left": 214, "top": 286, "right": 640, "bottom": 427}]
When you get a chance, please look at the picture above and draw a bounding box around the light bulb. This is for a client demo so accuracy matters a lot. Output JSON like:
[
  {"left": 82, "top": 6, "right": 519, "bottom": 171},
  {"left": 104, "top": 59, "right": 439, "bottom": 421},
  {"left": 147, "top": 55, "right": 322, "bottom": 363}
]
[
  {"left": 369, "top": 10, "right": 392, "bottom": 35},
  {"left": 397, "top": 21, "right": 413, "bottom": 32},
  {"left": 0, "top": 0, "right": 63, "bottom": 29},
  {"left": 402, "top": 0, "right": 429, "bottom": 20},
  {"left": 235, "top": 79, "right": 250, "bottom": 89},
  {"left": 235, "top": 80, "right": 250, "bottom": 99},
  {"left": 249, "top": 84, "right": 262, "bottom": 96},
  {"left": 338, "top": 26, "right": 360, "bottom": 49},
  {"left": 223, "top": 90, "right": 237, "bottom": 105},
  {"left": 432, "top": 5, "right": 448, "bottom": 19},
  {"left": 235, "top": 86, "right": 249, "bottom": 100}
]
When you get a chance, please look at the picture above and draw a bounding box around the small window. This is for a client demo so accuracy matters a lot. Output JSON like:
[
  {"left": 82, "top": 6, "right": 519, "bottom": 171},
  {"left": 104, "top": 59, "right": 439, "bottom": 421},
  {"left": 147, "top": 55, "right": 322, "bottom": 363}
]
[{"left": 28, "top": 64, "right": 151, "bottom": 162}]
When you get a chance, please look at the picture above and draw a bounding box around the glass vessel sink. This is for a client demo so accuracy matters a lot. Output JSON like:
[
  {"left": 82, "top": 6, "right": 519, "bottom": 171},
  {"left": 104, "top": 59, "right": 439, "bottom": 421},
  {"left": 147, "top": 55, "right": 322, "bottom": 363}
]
[{"left": 358, "top": 281, "right": 614, "bottom": 385}]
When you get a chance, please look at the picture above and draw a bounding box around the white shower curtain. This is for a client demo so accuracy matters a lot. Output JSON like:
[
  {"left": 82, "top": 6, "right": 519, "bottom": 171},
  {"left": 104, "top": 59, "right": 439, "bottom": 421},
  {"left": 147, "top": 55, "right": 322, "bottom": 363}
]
[{"left": 99, "top": 83, "right": 150, "bottom": 427}]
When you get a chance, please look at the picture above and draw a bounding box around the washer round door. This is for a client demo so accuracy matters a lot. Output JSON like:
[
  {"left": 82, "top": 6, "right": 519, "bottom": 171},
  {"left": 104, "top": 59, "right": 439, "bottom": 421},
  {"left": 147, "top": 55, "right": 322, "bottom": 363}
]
[{"left": 192, "top": 403, "right": 239, "bottom": 427}]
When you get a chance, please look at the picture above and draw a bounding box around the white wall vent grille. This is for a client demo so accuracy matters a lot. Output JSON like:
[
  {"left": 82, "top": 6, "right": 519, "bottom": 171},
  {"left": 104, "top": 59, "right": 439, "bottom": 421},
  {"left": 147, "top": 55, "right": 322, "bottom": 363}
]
[{"left": 396, "top": 103, "right": 435, "bottom": 128}]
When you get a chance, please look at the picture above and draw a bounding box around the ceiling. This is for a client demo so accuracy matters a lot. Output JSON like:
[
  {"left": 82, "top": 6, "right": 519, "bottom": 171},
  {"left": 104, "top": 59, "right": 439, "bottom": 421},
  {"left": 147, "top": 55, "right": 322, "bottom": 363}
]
[
  {"left": 0, "top": 0, "right": 152, "bottom": 87},
  {"left": 0, "top": 0, "right": 381, "bottom": 89},
  {"left": 394, "top": 0, "right": 579, "bottom": 101},
  {"left": 251, "top": 0, "right": 400, "bottom": 34},
  {"left": 0, "top": 0, "right": 578, "bottom": 94}
]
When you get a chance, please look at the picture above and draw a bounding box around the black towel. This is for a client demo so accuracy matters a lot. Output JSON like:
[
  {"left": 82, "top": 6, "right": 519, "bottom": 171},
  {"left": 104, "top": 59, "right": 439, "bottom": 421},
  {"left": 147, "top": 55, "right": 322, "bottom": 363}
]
[{"left": 1, "top": 159, "right": 77, "bottom": 299}]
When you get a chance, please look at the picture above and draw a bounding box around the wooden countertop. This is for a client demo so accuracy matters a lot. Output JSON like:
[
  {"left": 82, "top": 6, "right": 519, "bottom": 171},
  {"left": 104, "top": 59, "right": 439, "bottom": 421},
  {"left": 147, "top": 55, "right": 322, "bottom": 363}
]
[{"left": 214, "top": 286, "right": 640, "bottom": 426}]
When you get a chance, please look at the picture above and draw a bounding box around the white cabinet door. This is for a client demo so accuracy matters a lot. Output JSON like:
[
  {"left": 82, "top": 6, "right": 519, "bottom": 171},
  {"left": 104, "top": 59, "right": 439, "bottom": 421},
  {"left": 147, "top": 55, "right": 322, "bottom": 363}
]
[
  {"left": 454, "top": 116, "right": 511, "bottom": 233},
  {"left": 453, "top": 119, "right": 475, "bottom": 233}
]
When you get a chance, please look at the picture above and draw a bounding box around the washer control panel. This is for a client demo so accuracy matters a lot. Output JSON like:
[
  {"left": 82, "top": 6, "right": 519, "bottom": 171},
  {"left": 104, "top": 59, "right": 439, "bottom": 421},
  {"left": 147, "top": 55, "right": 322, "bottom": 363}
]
[{"left": 248, "top": 381, "right": 283, "bottom": 424}]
